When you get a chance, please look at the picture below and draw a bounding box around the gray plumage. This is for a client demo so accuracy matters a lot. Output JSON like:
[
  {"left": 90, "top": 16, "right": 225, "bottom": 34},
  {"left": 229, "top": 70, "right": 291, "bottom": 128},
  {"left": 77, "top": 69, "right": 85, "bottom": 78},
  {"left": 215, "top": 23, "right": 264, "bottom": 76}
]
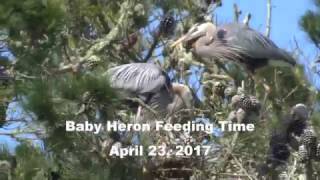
[
  {"left": 107, "top": 63, "right": 171, "bottom": 94},
  {"left": 106, "top": 63, "right": 171, "bottom": 103},
  {"left": 172, "top": 22, "right": 296, "bottom": 72},
  {"left": 216, "top": 23, "right": 295, "bottom": 66},
  {"left": 106, "top": 63, "right": 197, "bottom": 121}
]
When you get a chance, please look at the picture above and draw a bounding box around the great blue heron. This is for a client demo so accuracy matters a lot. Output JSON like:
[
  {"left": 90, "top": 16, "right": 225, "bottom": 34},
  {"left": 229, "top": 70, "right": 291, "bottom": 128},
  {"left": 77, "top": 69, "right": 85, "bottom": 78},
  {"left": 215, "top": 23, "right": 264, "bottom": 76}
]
[
  {"left": 106, "top": 63, "right": 198, "bottom": 122},
  {"left": 171, "top": 22, "right": 296, "bottom": 73}
]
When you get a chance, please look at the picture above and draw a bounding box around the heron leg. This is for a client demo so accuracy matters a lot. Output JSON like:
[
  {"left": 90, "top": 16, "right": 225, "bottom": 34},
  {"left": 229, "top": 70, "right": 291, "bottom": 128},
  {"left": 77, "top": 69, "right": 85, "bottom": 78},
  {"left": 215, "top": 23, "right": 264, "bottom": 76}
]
[{"left": 252, "top": 76, "right": 271, "bottom": 94}]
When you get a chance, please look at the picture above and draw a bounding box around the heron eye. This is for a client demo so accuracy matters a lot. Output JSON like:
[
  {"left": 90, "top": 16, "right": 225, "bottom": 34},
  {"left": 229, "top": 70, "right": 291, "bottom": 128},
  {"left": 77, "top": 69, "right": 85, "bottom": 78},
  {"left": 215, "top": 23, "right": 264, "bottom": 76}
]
[
  {"left": 217, "top": 29, "right": 227, "bottom": 39},
  {"left": 192, "top": 27, "right": 198, "bottom": 32}
]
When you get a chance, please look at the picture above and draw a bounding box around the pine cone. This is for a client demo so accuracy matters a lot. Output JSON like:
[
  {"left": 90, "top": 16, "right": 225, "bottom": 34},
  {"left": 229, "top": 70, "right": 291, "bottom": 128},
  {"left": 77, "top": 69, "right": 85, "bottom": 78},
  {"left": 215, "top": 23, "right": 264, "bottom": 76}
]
[
  {"left": 310, "top": 142, "right": 317, "bottom": 159},
  {"left": 315, "top": 144, "right": 320, "bottom": 161},
  {"left": 213, "top": 82, "right": 225, "bottom": 97},
  {"left": 301, "top": 128, "right": 317, "bottom": 148},
  {"left": 239, "top": 94, "right": 253, "bottom": 111},
  {"left": 249, "top": 96, "right": 261, "bottom": 113},
  {"left": 298, "top": 145, "right": 309, "bottom": 163},
  {"left": 287, "top": 119, "right": 307, "bottom": 136},
  {"left": 159, "top": 15, "right": 175, "bottom": 36},
  {"left": 290, "top": 103, "right": 308, "bottom": 121}
]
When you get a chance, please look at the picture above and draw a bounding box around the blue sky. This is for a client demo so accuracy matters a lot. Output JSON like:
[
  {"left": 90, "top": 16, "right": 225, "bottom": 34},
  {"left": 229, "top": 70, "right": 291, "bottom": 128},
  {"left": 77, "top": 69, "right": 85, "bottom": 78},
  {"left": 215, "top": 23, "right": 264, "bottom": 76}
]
[{"left": 1, "top": 0, "right": 319, "bottom": 151}]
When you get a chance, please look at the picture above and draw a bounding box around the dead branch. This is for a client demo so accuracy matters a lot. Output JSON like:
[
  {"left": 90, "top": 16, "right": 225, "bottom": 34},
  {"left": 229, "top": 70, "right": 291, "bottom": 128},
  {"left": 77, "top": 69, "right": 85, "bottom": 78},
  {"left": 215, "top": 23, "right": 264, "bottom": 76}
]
[
  {"left": 231, "top": 154, "right": 258, "bottom": 180},
  {"left": 233, "top": 4, "right": 241, "bottom": 22},
  {"left": 265, "top": 0, "right": 272, "bottom": 37},
  {"left": 243, "top": 13, "right": 252, "bottom": 26},
  {"left": 143, "top": 32, "right": 160, "bottom": 62}
]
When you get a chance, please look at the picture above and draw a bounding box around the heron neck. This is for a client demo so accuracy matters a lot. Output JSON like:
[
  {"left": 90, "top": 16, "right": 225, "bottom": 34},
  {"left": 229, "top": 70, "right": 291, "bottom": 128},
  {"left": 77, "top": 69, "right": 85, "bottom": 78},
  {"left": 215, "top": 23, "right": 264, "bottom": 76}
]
[
  {"left": 168, "top": 84, "right": 192, "bottom": 113},
  {"left": 194, "top": 37, "right": 215, "bottom": 58}
]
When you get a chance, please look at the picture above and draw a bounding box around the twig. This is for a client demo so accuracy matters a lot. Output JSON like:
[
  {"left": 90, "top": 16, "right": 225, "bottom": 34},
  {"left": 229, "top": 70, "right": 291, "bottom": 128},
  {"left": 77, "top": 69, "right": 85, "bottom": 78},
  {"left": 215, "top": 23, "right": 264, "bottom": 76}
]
[
  {"left": 241, "top": 80, "right": 245, "bottom": 91},
  {"left": 288, "top": 156, "right": 297, "bottom": 179},
  {"left": 305, "top": 160, "right": 313, "bottom": 180},
  {"left": 15, "top": 72, "right": 37, "bottom": 79},
  {"left": 217, "top": 115, "right": 242, "bottom": 174},
  {"left": 157, "top": 168, "right": 192, "bottom": 172},
  {"left": 265, "top": 0, "right": 272, "bottom": 37},
  {"left": 212, "top": 173, "right": 254, "bottom": 178},
  {"left": 128, "top": 97, "right": 158, "bottom": 115},
  {"left": 231, "top": 154, "right": 257, "bottom": 180},
  {"left": 171, "top": 108, "right": 210, "bottom": 115},
  {"left": 143, "top": 32, "right": 160, "bottom": 62},
  {"left": 293, "top": 36, "right": 307, "bottom": 60},
  {"left": 233, "top": 4, "right": 241, "bottom": 22},
  {"left": 243, "top": 13, "right": 252, "bottom": 26},
  {"left": 205, "top": 1, "right": 222, "bottom": 22},
  {"left": 208, "top": 74, "right": 233, "bottom": 81},
  {"left": 282, "top": 86, "right": 298, "bottom": 101},
  {"left": 213, "top": 59, "right": 233, "bottom": 78}
]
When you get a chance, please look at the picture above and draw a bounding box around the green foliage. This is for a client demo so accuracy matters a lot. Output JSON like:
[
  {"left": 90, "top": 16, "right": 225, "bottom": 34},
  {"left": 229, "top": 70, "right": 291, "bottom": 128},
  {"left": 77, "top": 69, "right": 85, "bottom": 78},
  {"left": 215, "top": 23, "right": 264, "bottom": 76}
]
[
  {"left": 0, "top": 146, "right": 12, "bottom": 180},
  {"left": 23, "top": 79, "right": 57, "bottom": 124},
  {"left": 58, "top": 72, "right": 117, "bottom": 104},
  {"left": 0, "top": 0, "right": 66, "bottom": 39},
  {"left": 0, "top": 143, "right": 61, "bottom": 180},
  {"left": 0, "top": 0, "right": 319, "bottom": 179},
  {"left": 14, "top": 144, "right": 49, "bottom": 180},
  {"left": 300, "top": 0, "right": 320, "bottom": 48}
]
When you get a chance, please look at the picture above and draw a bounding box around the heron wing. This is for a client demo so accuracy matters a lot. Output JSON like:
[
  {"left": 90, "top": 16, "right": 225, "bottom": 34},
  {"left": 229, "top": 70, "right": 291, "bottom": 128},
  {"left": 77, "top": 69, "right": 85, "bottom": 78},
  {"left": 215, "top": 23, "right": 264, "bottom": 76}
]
[
  {"left": 107, "top": 63, "right": 170, "bottom": 94},
  {"left": 143, "top": 88, "right": 173, "bottom": 119},
  {"left": 219, "top": 23, "right": 295, "bottom": 64}
]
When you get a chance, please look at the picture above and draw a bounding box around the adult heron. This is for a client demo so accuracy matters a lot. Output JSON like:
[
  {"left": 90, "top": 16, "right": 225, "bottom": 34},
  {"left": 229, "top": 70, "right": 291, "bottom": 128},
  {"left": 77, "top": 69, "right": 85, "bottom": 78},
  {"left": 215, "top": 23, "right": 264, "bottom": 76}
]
[
  {"left": 106, "top": 63, "right": 198, "bottom": 122},
  {"left": 171, "top": 22, "right": 296, "bottom": 73}
]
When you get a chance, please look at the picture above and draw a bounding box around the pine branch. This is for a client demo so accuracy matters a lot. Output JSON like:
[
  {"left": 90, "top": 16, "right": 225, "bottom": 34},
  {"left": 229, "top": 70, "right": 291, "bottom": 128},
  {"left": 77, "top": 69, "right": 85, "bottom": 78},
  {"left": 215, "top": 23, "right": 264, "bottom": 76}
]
[
  {"left": 231, "top": 154, "right": 257, "bottom": 180},
  {"left": 56, "top": 1, "right": 132, "bottom": 73},
  {"left": 143, "top": 32, "right": 160, "bottom": 62}
]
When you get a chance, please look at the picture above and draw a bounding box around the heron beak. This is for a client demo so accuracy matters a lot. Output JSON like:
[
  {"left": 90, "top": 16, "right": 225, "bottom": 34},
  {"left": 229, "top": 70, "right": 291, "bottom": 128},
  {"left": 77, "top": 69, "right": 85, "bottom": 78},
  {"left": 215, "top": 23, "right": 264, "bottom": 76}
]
[
  {"left": 171, "top": 30, "right": 206, "bottom": 49},
  {"left": 170, "top": 35, "right": 188, "bottom": 49}
]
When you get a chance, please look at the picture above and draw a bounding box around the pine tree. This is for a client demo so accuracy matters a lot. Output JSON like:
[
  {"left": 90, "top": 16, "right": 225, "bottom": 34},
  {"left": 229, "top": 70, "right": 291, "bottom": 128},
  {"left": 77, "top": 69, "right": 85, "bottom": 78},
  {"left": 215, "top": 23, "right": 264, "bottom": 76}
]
[
  {"left": 0, "top": 0, "right": 319, "bottom": 179},
  {"left": 300, "top": 0, "right": 320, "bottom": 49}
]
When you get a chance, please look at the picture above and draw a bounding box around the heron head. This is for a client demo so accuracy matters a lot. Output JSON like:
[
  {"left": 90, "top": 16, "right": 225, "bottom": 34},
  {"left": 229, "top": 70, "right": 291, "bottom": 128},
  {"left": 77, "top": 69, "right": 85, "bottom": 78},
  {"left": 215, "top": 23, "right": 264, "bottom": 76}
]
[
  {"left": 171, "top": 22, "right": 216, "bottom": 48},
  {"left": 171, "top": 83, "right": 201, "bottom": 109}
]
